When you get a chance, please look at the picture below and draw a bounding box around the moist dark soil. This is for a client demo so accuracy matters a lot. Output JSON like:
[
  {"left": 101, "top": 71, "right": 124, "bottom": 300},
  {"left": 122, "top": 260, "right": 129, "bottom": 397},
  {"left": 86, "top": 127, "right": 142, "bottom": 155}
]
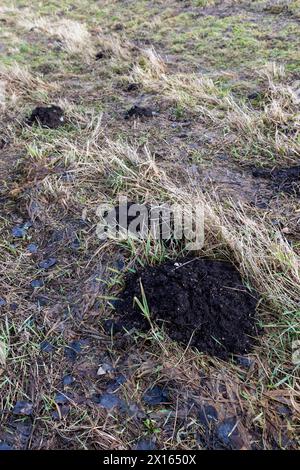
[
  {"left": 124, "top": 105, "right": 155, "bottom": 119},
  {"left": 95, "top": 50, "right": 110, "bottom": 60},
  {"left": 126, "top": 83, "right": 141, "bottom": 92},
  {"left": 113, "top": 23, "right": 124, "bottom": 31},
  {"left": 252, "top": 166, "right": 300, "bottom": 196},
  {"left": 116, "top": 257, "right": 259, "bottom": 360},
  {"left": 27, "top": 105, "right": 65, "bottom": 128}
]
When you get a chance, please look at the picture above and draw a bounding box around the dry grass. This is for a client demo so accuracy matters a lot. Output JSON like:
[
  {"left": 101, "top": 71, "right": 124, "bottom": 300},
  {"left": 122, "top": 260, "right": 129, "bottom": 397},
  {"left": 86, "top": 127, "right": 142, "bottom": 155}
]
[
  {"left": 0, "top": 63, "right": 56, "bottom": 109},
  {"left": 132, "top": 54, "right": 300, "bottom": 165},
  {"left": 19, "top": 16, "right": 94, "bottom": 56},
  {"left": 96, "top": 34, "right": 133, "bottom": 61}
]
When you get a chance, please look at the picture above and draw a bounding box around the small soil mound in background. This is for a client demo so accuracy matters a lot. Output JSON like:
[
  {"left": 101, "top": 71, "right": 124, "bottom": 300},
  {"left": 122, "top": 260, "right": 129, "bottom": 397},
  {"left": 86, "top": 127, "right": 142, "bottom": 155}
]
[
  {"left": 116, "top": 258, "right": 259, "bottom": 359},
  {"left": 27, "top": 105, "right": 65, "bottom": 129},
  {"left": 124, "top": 105, "right": 155, "bottom": 119},
  {"left": 95, "top": 50, "right": 110, "bottom": 60},
  {"left": 126, "top": 83, "right": 141, "bottom": 92}
]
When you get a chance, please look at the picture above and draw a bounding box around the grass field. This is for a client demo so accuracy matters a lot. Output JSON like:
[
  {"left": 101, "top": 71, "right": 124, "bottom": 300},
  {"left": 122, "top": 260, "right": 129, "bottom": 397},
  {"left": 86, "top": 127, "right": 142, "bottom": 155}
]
[{"left": 0, "top": 0, "right": 299, "bottom": 450}]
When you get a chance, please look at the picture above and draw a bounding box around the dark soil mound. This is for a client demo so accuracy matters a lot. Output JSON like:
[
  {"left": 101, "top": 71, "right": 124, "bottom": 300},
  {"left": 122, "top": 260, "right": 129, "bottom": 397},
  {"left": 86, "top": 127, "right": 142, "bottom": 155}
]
[
  {"left": 95, "top": 51, "right": 110, "bottom": 60},
  {"left": 116, "top": 257, "right": 259, "bottom": 359},
  {"left": 253, "top": 166, "right": 300, "bottom": 196},
  {"left": 126, "top": 83, "right": 141, "bottom": 92},
  {"left": 27, "top": 105, "right": 65, "bottom": 129},
  {"left": 124, "top": 105, "right": 155, "bottom": 119}
]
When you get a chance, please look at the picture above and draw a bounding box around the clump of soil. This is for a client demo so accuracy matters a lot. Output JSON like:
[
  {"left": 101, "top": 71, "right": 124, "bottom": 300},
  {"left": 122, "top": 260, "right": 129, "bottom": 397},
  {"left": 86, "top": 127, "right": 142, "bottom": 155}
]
[
  {"left": 95, "top": 50, "right": 110, "bottom": 60},
  {"left": 27, "top": 105, "right": 65, "bottom": 129},
  {"left": 124, "top": 105, "right": 156, "bottom": 119},
  {"left": 113, "top": 23, "right": 124, "bottom": 31},
  {"left": 247, "top": 91, "right": 260, "bottom": 100},
  {"left": 116, "top": 257, "right": 259, "bottom": 359},
  {"left": 252, "top": 166, "right": 300, "bottom": 196},
  {"left": 126, "top": 83, "right": 141, "bottom": 92}
]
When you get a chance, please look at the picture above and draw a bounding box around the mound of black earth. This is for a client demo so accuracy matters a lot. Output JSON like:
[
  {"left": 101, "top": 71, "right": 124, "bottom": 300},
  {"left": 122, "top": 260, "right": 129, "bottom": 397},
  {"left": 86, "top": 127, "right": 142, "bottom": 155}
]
[
  {"left": 124, "top": 105, "right": 155, "bottom": 119},
  {"left": 27, "top": 105, "right": 65, "bottom": 128},
  {"left": 116, "top": 258, "right": 259, "bottom": 359}
]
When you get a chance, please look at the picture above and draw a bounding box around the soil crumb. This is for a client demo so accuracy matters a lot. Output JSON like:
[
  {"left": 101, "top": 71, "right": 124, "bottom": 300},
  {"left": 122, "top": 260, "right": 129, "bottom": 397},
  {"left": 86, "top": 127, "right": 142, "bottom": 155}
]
[
  {"left": 27, "top": 105, "right": 65, "bottom": 129},
  {"left": 116, "top": 257, "right": 259, "bottom": 359},
  {"left": 252, "top": 166, "right": 300, "bottom": 196}
]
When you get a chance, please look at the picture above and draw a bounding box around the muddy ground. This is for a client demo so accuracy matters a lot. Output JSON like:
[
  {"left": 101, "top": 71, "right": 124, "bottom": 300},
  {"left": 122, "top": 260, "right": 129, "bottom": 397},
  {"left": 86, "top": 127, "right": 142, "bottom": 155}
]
[{"left": 0, "top": 0, "right": 299, "bottom": 451}]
